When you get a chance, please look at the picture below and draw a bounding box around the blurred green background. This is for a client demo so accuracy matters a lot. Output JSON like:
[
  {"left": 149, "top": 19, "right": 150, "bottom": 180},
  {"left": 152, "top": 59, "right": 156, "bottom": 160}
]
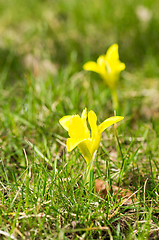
[{"left": 1, "top": 0, "right": 159, "bottom": 81}]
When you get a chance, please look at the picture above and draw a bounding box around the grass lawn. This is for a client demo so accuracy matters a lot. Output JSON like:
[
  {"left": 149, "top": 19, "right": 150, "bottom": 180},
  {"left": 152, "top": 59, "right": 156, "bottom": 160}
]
[{"left": 0, "top": 0, "right": 159, "bottom": 239}]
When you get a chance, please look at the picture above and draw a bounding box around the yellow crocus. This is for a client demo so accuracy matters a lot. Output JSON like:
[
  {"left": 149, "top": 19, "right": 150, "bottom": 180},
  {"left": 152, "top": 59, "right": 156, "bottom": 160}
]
[
  {"left": 83, "top": 44, "right": 125, "bottom": 110},
  {"left": 59, "top": 108, "right": 124, "bottom": 166}
]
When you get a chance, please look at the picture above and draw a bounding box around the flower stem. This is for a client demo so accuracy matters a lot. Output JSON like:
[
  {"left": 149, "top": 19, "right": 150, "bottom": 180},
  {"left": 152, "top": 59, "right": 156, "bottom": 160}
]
[
  {"left": 85, "top": 151, "right": 97, "bottom": 190},
  {"left": 111, "top": 88, "right": 119, "bottom": 112},
  {"left": 114, "top": 122, "right": 124, "bottom": 187},
  {"left": 89, "top": 168, "right": 94, "bottom": 191},
  {"left": 86, "top": 161, "right": 93, "bottom": 185}
]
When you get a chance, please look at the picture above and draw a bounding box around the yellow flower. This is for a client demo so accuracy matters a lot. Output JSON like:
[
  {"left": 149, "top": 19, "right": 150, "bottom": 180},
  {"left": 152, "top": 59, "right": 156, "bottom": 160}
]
[
  {"left": 59, "top": 108, "right": 124, "bottom": 166},
  {"left": 83, "top": 43, "right": 125, "bottom": 89}
]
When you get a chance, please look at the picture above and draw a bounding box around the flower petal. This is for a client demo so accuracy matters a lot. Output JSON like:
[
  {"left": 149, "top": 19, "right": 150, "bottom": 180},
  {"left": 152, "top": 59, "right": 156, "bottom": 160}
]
[
  {"left": 88, "top": 110, "right": 102, "bottom": 156},
  {"left": 67, "top": 138, "right": 92, "bottom": 165},
  {"left": 83, "top": 61, "right": 100, "bottom": 74},
  {"left": 98, "top": 116, "right": 124, "bottom": 133},
  {"left": 59, "top": 115, "right": 73, "bottom": 131},
  {"left": 88, "top": 110, "right": 98, "bottom": 138},
  {"left": 97, "top": 55, "right": 108, "bottom": 76},
  {"left": 81, "top": 108, "right": 87, "bottom": 121},
  {"left": 106, "top": 43, "right": 119, "bottom": 61},
  {"left": 97, "top": 55, "right": 105, "bottom": 67},
  {"left": 67, "top": 138, "right": 86, "bottom": 152},
  {"left": 78, "top": 140, "right": 92, "bottom": 164},
  {"left": 68, "top": 115, "right": 90, "bottom": 139},
  {"left": 105, "top": 44, "right": 125, "bottom": 74},
  {"left": 81, "top": 108, "right": 90, "bottom": 137},
  {"left": 118, "top": 62, "right": 126, "bottom": 71}
]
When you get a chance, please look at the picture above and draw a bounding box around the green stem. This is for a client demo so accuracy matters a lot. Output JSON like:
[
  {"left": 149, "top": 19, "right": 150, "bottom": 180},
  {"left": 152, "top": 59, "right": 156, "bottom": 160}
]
[
  {"left": 85, "top": 151, "right": 97, "bottom": 190},
  {"left": 89, "top": 168, "right": 94, "bottom": 191},
  {"left": 114, "top": 123, "right": 124, "bottom": 187},
  {"left": 86, "top": 160, "right": 93, "bottom": 186},
  {"left": 111, "top": 88, "right": 119, "bottom": 112}
]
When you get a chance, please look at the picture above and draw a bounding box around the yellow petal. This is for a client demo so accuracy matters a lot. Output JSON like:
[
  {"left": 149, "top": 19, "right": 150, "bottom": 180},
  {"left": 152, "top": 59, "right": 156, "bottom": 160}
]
[
  {"left": 118, "top": 62, "right": 126, "bottom": 71},
  {"left": 106, "top": 43, "right": 119, "bottom": 61},
  {"left": 98, "top": 116, "right": 124, "bottom": 133},
  {"left": 105, "top": 44, "right": 125, "bottom": 75},
  {"left": 88, "top": 110, "right": 98, "bottom": 138},
  {"left": 91, "top": 133, "right": 101, "bottom": 156},
  {"left": 67, "top": 138, "right": 86, "bottom": 152},
  {"left": 97, "top": 55, "right": 105, "bottom": 67},
  {"left": 78, "top": 140, "right": 92, "bottom": 164},
  {"left": 83, "top": 61, "right": 100, "bottom": 74},
  {"left": 67, "top": 138, "right": 92, "bottom": 164},
  {"left": 59, "top": 115, "right": 73, "bottom": 131},
  {"left": 68, "top": 115, "right": 90, "bottom": 139},
  {"left": 81, "top": 108, "right": 90, "bottom": 137},
  {"left": 81, "top": 108, "right": 87, "bottom": 121},
  {"left": 88, "top": 110, "right": 101, "bottom": 156},
  {"left": 97, "top": 55, "right": 108, "bottom": 76},
  {"left": 111, "top": 61, "right": 125, "bottom": 74}
]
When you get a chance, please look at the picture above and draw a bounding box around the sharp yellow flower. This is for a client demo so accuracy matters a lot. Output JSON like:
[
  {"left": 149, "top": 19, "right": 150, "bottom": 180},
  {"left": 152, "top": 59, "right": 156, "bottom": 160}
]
[
  {"left": 59, "top": 108, "right": 124, "bottom": 166},
  {"left": 83, "top": 44, "right": 125, "bottom": 110}
]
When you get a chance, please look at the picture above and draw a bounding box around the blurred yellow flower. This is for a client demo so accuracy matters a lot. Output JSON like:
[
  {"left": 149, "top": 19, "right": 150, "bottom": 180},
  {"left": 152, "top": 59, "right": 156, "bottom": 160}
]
[
  {"left": 83, "top": 44, "right": 125, "bottom": 110},
  {"left": 59, "top": 108, "right": 124, "bottom": 166},
  {"left": 83, "top": 43, "right": 125, "bottom": 89}
]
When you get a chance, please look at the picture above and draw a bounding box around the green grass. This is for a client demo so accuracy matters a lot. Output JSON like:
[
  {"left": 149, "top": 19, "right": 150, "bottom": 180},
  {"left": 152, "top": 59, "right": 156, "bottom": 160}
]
[{"left": 0, "top": 0, "right": 159, "bottom": 239}]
